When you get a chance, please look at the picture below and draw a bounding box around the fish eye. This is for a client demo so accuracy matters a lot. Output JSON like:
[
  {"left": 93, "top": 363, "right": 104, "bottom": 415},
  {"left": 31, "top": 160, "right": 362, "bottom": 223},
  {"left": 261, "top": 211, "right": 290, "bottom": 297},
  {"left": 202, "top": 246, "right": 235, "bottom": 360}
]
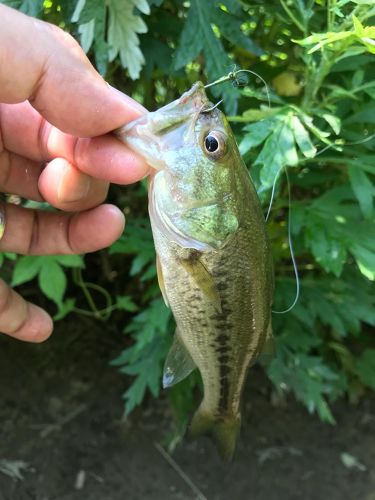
[
  {"left": 203, "top": 131, "right": 227, "bottom": 160},
  {"left": 205, "top": 135, "right": 219, "bottom": 152}
]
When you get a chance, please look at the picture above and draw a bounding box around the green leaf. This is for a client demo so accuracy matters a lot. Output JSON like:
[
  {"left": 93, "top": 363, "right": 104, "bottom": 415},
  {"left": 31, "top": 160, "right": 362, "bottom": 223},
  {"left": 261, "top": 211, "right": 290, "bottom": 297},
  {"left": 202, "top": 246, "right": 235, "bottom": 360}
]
[
  {"left": 11, "top": 256, "right": 42, "bottom": 287},
  {"left": 53, "top": 298, "right": 76, "bottom": 321},
  {"left": 345, "top": 102, "right": 375, "bottom": 124},
  {"left": 3, "top": 0, "right": 44, "bottom": 16},
  {"left": 141, "top": 35, "right": 172, "bottom": 78},
  {"left": 348, "top": 165, "right": 374, "bottom": 219},
  {"left": 239, "top": 117, "right": 276, "bottom": 154},
  {"left": 352, "top": 15, "right": 365, "bottom": 37},
  {"left": 38, "top": 258, "right": 67, "bottom": 307},
  {"left": 72, "top": 0, "right": 109, "bottom": 74},
  {"left": 116, "top": 296, "right": 139, "bottom": 312},
  {"left": 174, "top": 0, "right": 239, "bottom": 114},
  {"left": 122, "top": 345, "right": 164, "bottom": 416},
  {"left": 321, "top": 113, "right": 341, "bottom": 135},
  {"left": 214, "top": 9, "right": 263, "bottom": 56},
  {"left": 255, "top": 114, "right": 298, "bottom": 187},
  {"left": 291, "top": 115, "right": 317, "bottom": 158},
  {"left": 351, "top": 244, "right": 375, "bottom": 280},
  {"left": 107, "top": 0, "right": 149, "bottom": 79},
  {"left": 55, "top": 255, "right": 84, "bottom": 268},
  {"left": 355, "top": 349, "right": 375, "bottom": 390}
]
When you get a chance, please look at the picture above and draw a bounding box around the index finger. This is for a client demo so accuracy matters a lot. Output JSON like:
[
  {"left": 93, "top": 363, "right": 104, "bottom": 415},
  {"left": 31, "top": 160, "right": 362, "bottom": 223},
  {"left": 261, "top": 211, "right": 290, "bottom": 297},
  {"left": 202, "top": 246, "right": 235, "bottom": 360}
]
[{"left": 0, "top": 4, "right": 144, "bottom": 137}]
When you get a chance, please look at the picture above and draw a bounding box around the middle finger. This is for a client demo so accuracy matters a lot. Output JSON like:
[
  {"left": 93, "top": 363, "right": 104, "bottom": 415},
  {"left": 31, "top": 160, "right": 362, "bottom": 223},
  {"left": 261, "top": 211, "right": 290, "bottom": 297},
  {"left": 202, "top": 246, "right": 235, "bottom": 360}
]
[{"left": 0, "top": 150, "right": 109, "bottom": 211}]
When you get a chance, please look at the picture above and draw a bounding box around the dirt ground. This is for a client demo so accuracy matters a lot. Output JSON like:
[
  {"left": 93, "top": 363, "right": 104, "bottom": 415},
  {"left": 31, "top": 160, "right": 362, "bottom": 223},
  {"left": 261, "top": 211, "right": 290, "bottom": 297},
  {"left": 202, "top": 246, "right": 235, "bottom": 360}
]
[{"left": 0, "top": 317, "right": 374, "bottom": 500}]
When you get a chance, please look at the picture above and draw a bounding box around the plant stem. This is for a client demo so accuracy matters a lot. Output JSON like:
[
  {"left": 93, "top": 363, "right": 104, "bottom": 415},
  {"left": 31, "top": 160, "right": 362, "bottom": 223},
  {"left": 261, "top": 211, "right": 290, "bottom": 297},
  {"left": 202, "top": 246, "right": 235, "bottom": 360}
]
[
  {"left": 302, "top": 53, "right": 333, "bottom": 108},
  {"left": 280, "top": 0, "right": 306, "bottom": 34},
  {"left": 73, "top": 268, "right": 102, "bottom": 318}
]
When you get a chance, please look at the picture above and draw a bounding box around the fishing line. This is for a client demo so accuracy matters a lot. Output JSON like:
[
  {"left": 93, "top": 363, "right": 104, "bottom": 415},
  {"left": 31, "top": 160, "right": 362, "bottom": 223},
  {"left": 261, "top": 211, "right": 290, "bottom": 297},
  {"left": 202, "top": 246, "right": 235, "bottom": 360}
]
[
  {"left": 205, "top": 69, "right": 271, "bottom": 109},
  {"left": 205, "top": 69, "right": 298, "bottom": 313},
  {"left": 265, "top": 169, "right": 281, "bottom": 223},
  {"left": 268, "top": 168, "right": 301, "bottom": 315},
  {"left": 314, "top": 132, "right": 375, "bottom": 157}
]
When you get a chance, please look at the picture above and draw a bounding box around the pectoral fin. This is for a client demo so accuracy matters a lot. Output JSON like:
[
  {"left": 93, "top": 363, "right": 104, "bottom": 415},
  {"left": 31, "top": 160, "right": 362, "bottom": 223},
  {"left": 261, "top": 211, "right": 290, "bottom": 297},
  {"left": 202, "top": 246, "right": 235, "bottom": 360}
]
[
  {"left": 163, "top": 331, "right": 196, "bottom": 388},
  {"left": 156, "top": 255, "right": 169, "bottom": 307},
  {"left": 180, "top": 257, "right": 222, "bottom": 313}
]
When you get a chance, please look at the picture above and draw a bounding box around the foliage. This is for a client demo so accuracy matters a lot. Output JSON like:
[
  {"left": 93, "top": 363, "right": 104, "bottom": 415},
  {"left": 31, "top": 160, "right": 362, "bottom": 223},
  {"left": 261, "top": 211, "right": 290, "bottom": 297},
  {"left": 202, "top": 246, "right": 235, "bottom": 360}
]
[{"left": 1, "top": 0, "right": 374, "bottom": 427}]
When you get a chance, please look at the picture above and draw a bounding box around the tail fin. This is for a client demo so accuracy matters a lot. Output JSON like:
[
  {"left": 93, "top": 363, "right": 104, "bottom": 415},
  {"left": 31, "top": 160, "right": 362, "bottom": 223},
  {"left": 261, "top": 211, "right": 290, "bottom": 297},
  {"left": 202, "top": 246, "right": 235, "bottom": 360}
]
[{"left": 190, "top": 406, "right": 241, "bottom": 461}]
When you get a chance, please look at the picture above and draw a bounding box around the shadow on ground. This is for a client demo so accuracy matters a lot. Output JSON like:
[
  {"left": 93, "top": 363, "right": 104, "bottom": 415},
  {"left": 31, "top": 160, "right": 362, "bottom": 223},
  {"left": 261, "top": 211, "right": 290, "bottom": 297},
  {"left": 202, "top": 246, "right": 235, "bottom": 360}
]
[{"left": 0, "top": 318, "right": 374, "bottom": 500}]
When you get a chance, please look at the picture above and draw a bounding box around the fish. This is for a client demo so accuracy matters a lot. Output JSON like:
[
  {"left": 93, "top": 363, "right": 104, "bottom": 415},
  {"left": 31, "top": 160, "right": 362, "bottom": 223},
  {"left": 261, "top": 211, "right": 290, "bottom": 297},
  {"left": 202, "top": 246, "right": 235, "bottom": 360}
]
[{"left": 115, "top": 82, "right": 274, "bottom": 460}]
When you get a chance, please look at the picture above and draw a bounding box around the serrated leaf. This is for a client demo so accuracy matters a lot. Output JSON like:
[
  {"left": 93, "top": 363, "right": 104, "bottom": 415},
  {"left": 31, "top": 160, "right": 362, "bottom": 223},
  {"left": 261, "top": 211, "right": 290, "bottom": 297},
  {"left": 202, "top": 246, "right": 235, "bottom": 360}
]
[
  {"left": 72, "top": 0, "right": 109, "bottom": 74},
  {"left": 107, "top": 0, "right": 149, "bottom": 79},
  {"left": 39, "top": 258, "right": 67, "bottom": 307},
  {"left": 348, "top": 165, "right": 374, "bottom": 219},
  {"left": 141, "top": 35, "right": 173, "bottom": 78},
  {"left": 239, "top": 117, "right": 277, "bottom": 154},
  {"left": 174, "top": 0, "right": 239, "bottom": 114},
  {"left": 291, "top": 115, "right": 317, "bottom": 158},
  {"left": 11, "top": 256, "right": 42, "bottom": 287},
  {"left": 214, "top": 9, "right": 263, "bottom": 56},
  {"left": 78, "top": 20, "right": 95, "bottom": 53},
  {"left": 255, "top": 115, "right": 298, "bottom": 187}
]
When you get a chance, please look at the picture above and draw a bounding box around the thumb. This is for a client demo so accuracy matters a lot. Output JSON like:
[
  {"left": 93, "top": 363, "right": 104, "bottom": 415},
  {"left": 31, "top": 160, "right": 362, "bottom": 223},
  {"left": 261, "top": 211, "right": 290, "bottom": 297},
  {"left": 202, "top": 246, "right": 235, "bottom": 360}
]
[{"left": 0, "top": 4, "right": 145, "bottom": 137}]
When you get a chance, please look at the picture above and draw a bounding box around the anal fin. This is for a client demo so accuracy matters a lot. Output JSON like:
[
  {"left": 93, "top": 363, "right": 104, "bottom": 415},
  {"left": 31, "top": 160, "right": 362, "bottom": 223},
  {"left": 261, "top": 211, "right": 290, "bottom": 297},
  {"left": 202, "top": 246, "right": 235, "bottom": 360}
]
[{"left": 163, "top": 330, "right": 196, "bottom": 388}]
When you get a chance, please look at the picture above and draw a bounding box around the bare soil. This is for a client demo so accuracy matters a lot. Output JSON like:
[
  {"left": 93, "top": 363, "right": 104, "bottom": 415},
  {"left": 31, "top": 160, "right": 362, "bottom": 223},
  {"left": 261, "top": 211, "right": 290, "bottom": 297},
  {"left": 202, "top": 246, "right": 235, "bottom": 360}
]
[{"left": 0, "top": 317, "right": 374, "bottom": 500}]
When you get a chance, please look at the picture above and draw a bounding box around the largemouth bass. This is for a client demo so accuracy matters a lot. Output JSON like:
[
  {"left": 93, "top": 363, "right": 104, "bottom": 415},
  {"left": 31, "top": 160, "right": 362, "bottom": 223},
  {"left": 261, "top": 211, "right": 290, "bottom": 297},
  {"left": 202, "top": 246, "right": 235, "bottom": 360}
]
[{"left": 116, "top": 82, "right": 274, "bottom": 460}]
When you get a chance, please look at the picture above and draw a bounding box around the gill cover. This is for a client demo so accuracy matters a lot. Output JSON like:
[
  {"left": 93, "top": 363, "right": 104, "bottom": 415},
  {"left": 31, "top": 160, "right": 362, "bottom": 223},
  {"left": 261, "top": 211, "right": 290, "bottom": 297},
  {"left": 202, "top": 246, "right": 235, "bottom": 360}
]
[{"left": 116, "top": 82, "right": 239, "bottom": 251}]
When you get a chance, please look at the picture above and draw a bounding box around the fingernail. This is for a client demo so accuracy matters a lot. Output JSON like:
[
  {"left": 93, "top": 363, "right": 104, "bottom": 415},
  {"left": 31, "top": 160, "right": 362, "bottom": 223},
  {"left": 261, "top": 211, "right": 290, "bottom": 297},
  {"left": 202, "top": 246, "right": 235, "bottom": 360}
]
[
  {"left": 58, "top": 169, "right": 91, "bottom": 203},
  {"left": 109, "top": 85, "right": 147, "bottom": 115}
]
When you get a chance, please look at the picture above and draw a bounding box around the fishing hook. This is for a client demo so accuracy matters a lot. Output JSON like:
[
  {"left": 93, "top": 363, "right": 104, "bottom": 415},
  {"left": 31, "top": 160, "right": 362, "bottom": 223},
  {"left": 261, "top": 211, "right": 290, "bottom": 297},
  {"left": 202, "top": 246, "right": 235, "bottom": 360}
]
[
  {"left": 204, "top": 69, "right": 271, "bottom": 109},
  {"left": 200, "top": 99, "right": 224, "bottom": 113}
]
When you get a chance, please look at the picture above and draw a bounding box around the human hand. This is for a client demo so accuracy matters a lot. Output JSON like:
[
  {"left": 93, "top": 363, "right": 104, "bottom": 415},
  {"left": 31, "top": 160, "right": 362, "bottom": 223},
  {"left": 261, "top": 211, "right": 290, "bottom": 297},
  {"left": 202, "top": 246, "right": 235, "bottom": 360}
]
[{"left": 0, "top": 5, "right": 149, "bottom": 342}]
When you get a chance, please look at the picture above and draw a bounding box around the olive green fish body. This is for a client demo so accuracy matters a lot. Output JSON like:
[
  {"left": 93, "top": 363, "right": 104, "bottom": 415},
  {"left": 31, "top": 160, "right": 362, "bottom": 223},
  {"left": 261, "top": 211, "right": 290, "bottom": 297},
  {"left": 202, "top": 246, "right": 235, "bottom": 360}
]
[{"left": 116, "top": 82, "right": 274, "bottom": 460}]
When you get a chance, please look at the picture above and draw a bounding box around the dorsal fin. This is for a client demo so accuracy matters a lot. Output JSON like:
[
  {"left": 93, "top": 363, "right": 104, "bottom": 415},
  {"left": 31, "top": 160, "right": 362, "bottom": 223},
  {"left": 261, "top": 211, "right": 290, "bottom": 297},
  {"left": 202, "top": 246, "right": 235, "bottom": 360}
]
[{"left": 163, "top": 331, "right": 196, "bottom": 388}]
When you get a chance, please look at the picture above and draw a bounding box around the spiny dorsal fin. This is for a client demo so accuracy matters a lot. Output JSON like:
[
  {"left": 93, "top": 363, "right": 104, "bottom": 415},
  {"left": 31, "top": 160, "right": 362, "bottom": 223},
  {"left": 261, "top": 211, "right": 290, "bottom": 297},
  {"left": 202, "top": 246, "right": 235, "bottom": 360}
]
[
  {"left": 179, "top": 256, "right": 222, "bottom": 313},
  {"left": 156, "top": 254, "right": 169, "bottom": 307},
  {"left": 163, "top": 330, "right": 196, "bottom": 388}
]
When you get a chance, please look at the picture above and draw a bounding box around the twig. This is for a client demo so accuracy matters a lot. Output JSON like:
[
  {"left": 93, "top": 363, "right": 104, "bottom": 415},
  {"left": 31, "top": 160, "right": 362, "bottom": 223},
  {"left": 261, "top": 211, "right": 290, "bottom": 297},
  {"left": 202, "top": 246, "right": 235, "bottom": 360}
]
[
  {"left": 40, "top": 403, "right": 87, "bottom": 439},
  {"left": 153, "top": 442, "right": 208, "bottom": 500}
]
